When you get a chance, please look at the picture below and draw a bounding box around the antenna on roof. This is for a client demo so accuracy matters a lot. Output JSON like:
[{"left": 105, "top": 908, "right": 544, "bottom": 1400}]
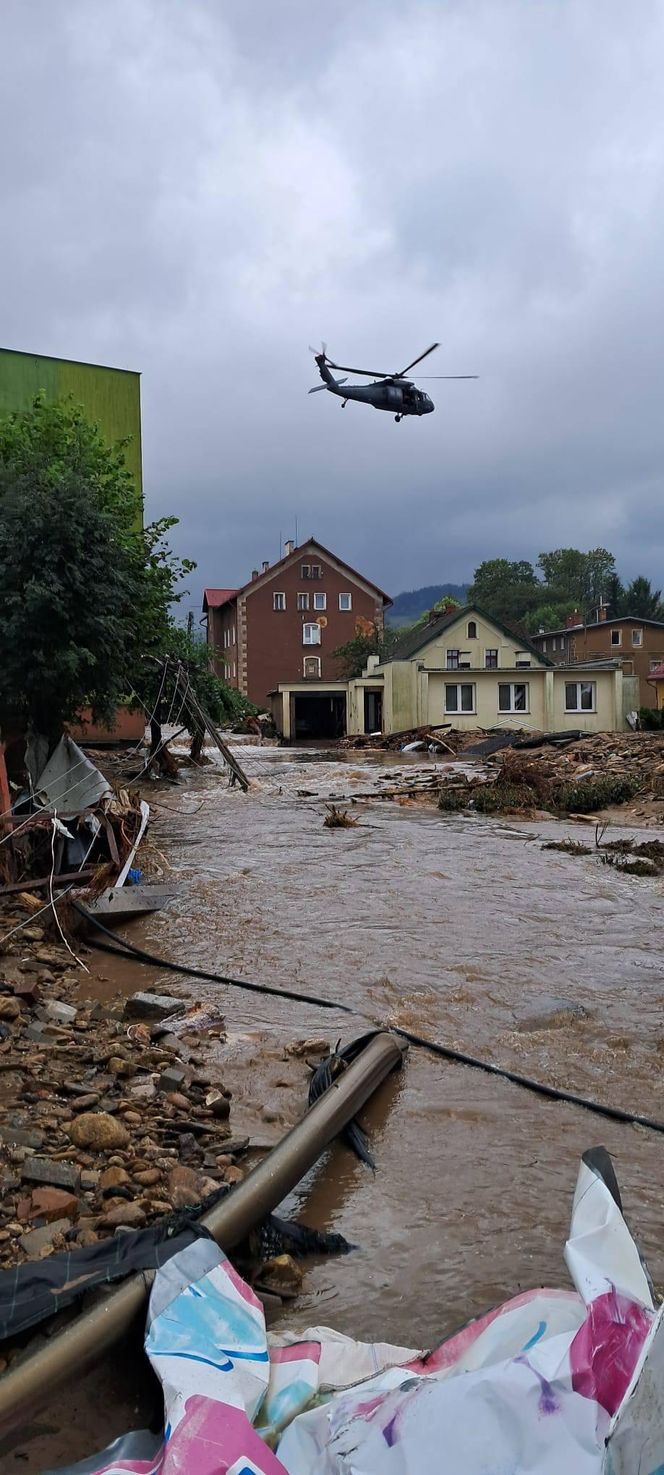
[{"left": 295, "top": 515, "right": 298, "bottom": 546}]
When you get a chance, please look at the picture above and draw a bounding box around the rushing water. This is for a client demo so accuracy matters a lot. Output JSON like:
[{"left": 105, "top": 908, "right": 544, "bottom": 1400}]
[{"left": 144, "top": 744, "right": 664, "bottom": 1349}]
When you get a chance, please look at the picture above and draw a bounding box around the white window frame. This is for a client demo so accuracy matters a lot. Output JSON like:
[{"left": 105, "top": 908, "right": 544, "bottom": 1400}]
[
  {"left": 301, "top": 563, "right": 311, "bottom": 580},
  {"left": 498, "top": 682, "right": 530, "bottom": 714},
  {"left": 446, "top": 649, "right": 460, "bottom": 670},
  {"left": 303, "top": 623, "right": 321, "bottom": 646},
  {"left": 485, "top": 648, "right": 498, "bottom": 669},
  {"left": 303, "top": 655, "right": 321, "bottom": 678},
  {"left": 313, "top": 592, "right": 327, "bottom": 611},
  {"left": 565, "top": 680, "right": 596, "bottom": 713},
  {"left": 232, "top": 624, "right": 237, "bottom": 645},
  {"left": 445, "top": 682, "right": 475, "bottom": 714},
  {"left": 632, "top": 629, "right": 643, "bottom": 647},
  {"left": 650, "top": 658, "right": 663, "bottom": 672},
  {"left": 232, "top": 661, "right": 236, "bottom": 679},
  {"left": 273, "top": 592, "right": 286, "bottom": 611},
  {"left": 611, "top": 629, "right": 622, "bottom": 647},
  {"left": 297, "top": 592, "right": 309, "bottom": 611},
  {"left": 541, "top": 639, "right": 547, "bottom": 652},
  {"left": 339, "top": 592, "right": 352, "bottom": 611},
  {"left": 311, "top": 563, "right": 322, "bottom": 579}
]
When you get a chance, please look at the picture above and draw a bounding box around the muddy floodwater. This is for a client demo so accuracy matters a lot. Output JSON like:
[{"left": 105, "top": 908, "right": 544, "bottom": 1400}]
[{"left": 134, "top": 743, "right": 664, "bottom": 1350}]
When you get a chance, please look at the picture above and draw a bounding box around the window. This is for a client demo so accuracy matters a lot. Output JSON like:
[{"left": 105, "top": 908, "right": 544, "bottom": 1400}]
[
  {"left": 232, "top": 661, "right": 236, "bottom": 679},
  {"left": 445, "top": 683, "right": 475, "bottom": 713},
  {"left": 485, "top": 649, "right": 498, "bottom": 669},
  {"left": 632, "top": 629, "right": 643, "bottom": 647},
  {"left": 232, "top": 625, "right": 237, "bottom": 645},
  {"left": 446, "top": 649, "right": 460, "bottom": 669},
  {"left": 301, "top": 563, "right": 311, "bottom": 579},
  {"left": 273, "top": 592, "right": 286, "bottom": 611},
  {"left": 297, "top": 592, "right": 309, "bottom": 611},
  {"left": 339, "top": 592, "right": 352, "bottom": 611},
  {"left": 458, "top": 651, "right": 471, "bottom": 669},
  {"left": 541, "top": 639, "right": 547, "bottom": 652},
  {"left": 565, "top": 681, "right": 595, "bottom": 712},
  {"left": 311, "top": 564, "right": 322, "bottom": 579},
  {"left": 515, "top": 652, "right": 531, "bottom": 668},
  {"left": 303, "top": 655, "right": 321, "bottom": 678},
  {"left": 498, "top": 682, "right": 529, "bottom": 713},
  {"left": 611, "top": 629, "right": 621, "bottom": 647},
  {"left": 552, "top": 637, "right": 557, "bottom": 651},
  {"left": 467, "top": 620, "right": 477, "bottom": 639},
  {"left": 313, "top": 592, "right": 327, "bottom": 611},
  {"left": 303, "top": 623, "right": 321, "bottom": 645},
  {"left": 650, "top": 658, "right": 664, "bottom": 672}
]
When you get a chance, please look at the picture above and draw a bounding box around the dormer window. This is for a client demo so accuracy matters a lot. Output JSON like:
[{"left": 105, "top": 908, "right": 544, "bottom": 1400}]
[{"left": 467, "top": 620, "right": 477, "bottom": 639}]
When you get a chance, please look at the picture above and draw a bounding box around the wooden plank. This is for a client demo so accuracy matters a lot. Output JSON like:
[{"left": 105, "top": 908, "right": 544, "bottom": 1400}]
[{"left": 0, "top": 868, "right": 98, "bottom": 897}]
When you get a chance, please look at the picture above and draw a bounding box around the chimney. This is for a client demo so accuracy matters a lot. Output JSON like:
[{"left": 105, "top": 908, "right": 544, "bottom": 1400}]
[
  {"left": 597, "top": 600, "right": 608, "bottom": 623},
  {"left": 566, "top": 609, "right": 582, "bottom": 628},
  {"left": 251, "top": 569, "right": 259, "bottom": 581},
  {"left": 262, "top": 560, "right": 269, "bottom": 574},
  {"left": 284, "top": 539, "right": 294, "bottom": 556}
]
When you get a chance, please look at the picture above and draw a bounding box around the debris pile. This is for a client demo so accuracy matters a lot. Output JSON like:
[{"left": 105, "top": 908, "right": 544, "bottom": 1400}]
[
  {"left": 437, "top": 731, "right": 664, "bottom": 818},
  {"left": 0, "top": 953, "right": 248, "bottom": 1269},
  {"left": 340, "top": 725, "right": 462, "bottom": 754}
]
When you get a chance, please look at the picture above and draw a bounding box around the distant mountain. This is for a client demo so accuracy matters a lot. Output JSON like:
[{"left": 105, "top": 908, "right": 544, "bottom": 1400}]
[{"left": 386, "top": 583, "right": 470, "bottom": 627}]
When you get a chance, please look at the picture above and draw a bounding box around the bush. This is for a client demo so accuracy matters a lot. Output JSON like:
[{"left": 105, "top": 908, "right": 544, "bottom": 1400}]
[{"left": 639, "top": 706, "right": 664, "bottom": 731}]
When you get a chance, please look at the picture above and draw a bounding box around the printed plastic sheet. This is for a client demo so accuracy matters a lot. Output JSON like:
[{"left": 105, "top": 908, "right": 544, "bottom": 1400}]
[{"left": 45, "top": 1150, "right": 664, "bottom": 1475}]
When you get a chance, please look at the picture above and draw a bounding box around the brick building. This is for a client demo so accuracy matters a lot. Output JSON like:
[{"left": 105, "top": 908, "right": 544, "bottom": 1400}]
[
  {"left": 202, "top": 538, "right": 391, "bottom": 722},
  {"left": 530, "top": 610, "right": 664, "bottom": 709}
]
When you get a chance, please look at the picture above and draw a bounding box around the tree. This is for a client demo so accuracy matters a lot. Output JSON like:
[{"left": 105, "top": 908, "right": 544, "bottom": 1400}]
[
  {"left": 0, "top": 396, "right": 143, "bottom": 746},
  {"left": 604, "top": 573, "right": 626, "bottom": 619},
  {"left": 621, "top": 576, "right": 664, "bottom": 621},
  {"left": 536, "top": 547, "right": 616, "bottom": 613},
  {"left": 333, "top": 620, "right": 401, "bottom": 679},
  {"left": 468, "top": 559, "right": 541, "bottom": 624}
]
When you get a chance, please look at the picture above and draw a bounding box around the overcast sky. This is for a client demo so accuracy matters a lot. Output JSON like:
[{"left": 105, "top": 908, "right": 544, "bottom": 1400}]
[{"left": 1, "top": 0, "right": 663, "bottom": 612}]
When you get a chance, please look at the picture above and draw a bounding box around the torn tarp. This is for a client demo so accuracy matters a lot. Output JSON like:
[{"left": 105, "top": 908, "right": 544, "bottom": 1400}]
[
  {"left": 34, "top": 735, "right": 111, "bottom": 819},
  {"left": 44, "top": 1149, "right": 664, "bottom": 1475}
]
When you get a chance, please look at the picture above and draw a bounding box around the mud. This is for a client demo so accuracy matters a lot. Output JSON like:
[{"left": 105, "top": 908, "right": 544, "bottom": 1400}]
[{"left": 14, "top": 742, "right": 664, "bottom": 1471}]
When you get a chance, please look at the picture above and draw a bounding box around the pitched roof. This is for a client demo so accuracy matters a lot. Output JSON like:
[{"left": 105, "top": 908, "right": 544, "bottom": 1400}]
[
  {"left": 202, "top": 588, "right": 238, "bottom": 611},
  {"left": 202, "top": 539, "right": 391, "bottom": 611},
  {"left": 533, "top": 614, "right": 664, "bottom": 639},
  {"left": 390, "top": 605, "right": 552, "bottom": 666}
]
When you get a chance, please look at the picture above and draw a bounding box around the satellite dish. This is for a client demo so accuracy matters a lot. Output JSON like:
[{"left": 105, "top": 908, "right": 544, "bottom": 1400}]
[{"left": 317, "top": 615, "right": 328, "bottom": 628}]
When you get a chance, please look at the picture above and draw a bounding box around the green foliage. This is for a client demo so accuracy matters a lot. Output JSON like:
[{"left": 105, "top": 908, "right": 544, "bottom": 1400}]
[
  {"left": 0, "top": 395, "right": 142, "bottom": 740},
  {"left": 639, "top": 706, "right": 664, "bottom": 731},
  {"left": 468, "top": 559, "right": 541, "bottom": 624},
  {"left": 536, "top": 547, "right": 616, "bottom": 612},
  {"left": 139, "top": 626, "right": 258, "bottom": 728},
  {"left": 622, "top": 576, "right": 664, "bottom": 621},
  {"left": 386, "top": 583, "right": 469, "bottom": 627},
  {"left": 333, "top": 623, "right": 402, "bottom": 679}
]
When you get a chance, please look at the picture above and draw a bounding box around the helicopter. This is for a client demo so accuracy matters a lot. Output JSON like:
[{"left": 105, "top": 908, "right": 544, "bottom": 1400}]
[{"left": 308, "top": 342, "right": 477, "bottom": 422}]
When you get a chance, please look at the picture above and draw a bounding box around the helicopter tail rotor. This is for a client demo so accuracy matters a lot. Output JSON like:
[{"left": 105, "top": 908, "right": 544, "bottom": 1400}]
[{"left": 309, "top": 341, "right": 328, "bottom": 360}]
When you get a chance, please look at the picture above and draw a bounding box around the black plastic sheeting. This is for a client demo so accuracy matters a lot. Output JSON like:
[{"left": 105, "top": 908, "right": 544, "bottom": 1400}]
[{"left": 0, "top": 1200, "right": 351, "bottom": 1345}]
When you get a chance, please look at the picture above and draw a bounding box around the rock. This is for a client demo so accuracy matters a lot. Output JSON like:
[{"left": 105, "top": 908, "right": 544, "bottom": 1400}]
[
  {"left": 133, "top": 1168, "right": 161, "bottom": 1187},
  {"left": 120, "top": 1111, "right": 143, "bottom": 1127},
  {"left": 206, "top": 1090, "right": 231, "bottom": 1120},
  {"left": 129, "top": 1078, "right": 157, "bottom": 1101},
  {"left": 165, "top": 1092, "right": 190, "bottom": 1112},
  {"left": 124, "top": 992, "right": 185, "bottom": 1021},
  {"left": 44, "top": 1000, "right": 78, "bottom": 1025},
  {"left": 286, "top": 1038, "right": 329, "bottom": 1058},
  {"left": 100, "top": 1166, "right": 131, "bottom": 1195},
  {"left": 101, "top": 1202, "right": 147, "bottom": 1230},
  {"left": 108, "top": 1057, "right": 136, "bottom": 1078},
  {"left": 0, "top": 998, "right": 20, "bottom": 1021},
  {"left": 80, "top": 1170, "right": 100, "bottom": 1191},
  {"left": 77, "top": 1228, "right": 99, "bottom": 1246},
  {"left": 68, "top": 1113, "right": 130, "bottom": 1152},
  {"left": 29, "top": 1187, "right": 80, "bottom": 1223},
  {"left": 21, "top": 1158, "right": 81, "bottom": 1191},
  {"left": 12, "top": 979, "right": 40, "bottom": 1006},
  {"left": 167, "top": 1164, "right": 203, "bottom": 1208},
  {"left": 199, "top": 1175, "right": 223, "bottom": 1198},
  {"left": 72, "top": 1094, "right": 101, "bottom": 1111},
  {"left": 223, "top": 1165, "right": 245, "bottom": 1185},
  {"left": 146, "top": 1199, "right": 172, "bottom": 1215},
  {"left": 20, "top": 1219, "right": 72, "bottom": 1258},
  {"left": 259, "top": 1254, "right": 303, "bottom": 1293},
  {"left": 0, "top": 1125, "right": 44, "bottom": 1150},
  {"left": 159, "top": 1066, "right": 187, "bottom": 1094}
]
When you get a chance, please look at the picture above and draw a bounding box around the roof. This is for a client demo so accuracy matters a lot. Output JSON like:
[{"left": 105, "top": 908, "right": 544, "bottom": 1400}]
[
  {"left": 202, "top": 588, "right": 239, "bottom": 611},
  {"left": 202, "top": 538, "right": 392, "bottom": 612},
  {"left": 390, "top": 604, "right": 553, "bottom": 666},
  {"left": 533, "top": 615, "right": 664, "bottom": 639},
  {"left": 0, "top": 344, "right": 139, "bottom": 377}
]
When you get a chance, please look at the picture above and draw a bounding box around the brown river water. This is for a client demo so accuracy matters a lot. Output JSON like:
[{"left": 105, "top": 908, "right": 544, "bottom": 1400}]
[
  {"left": 13, "top": 744, "right": 664, "bottom": 1471},
  {"left": 143, "top": 744, "right": 664, "bottom": 1347}
]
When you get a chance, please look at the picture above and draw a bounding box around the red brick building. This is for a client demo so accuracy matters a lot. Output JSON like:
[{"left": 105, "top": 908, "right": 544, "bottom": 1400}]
[
  {"left": 531, "top": 610, "right": 664, "bottom": 709},
  {"left": 203, "top": 538, "right": 391, "bottom": 711}
]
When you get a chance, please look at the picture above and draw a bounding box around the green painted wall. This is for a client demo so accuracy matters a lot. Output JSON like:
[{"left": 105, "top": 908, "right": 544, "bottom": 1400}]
[{"left": 0, "top": 346, "right": 143, "bottom": 498}]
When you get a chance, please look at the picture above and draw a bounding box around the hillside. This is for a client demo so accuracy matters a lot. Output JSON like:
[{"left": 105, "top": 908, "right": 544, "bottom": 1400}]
[{"left": 386, "top": 583, "right": 470, "bottom": 627}]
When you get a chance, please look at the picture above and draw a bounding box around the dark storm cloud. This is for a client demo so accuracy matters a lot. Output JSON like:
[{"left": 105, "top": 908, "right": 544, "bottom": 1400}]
[{"left": 1, "top": 0, "right": 663, "bottom": 604}]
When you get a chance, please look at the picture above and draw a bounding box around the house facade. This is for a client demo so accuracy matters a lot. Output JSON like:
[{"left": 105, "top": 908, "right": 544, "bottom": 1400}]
[
  {"left": 203, "top": 538, "right": 391, "bottom": 720},
  {"left": 269, "top": 605, "right": 639, "bottom": 739},
  {"left": 531, "top": 614, "right": 664, "bottom": 709}
]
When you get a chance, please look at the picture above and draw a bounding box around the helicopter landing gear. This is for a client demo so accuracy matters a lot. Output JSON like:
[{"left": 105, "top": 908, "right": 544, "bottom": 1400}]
[
  {"left": 395, "top": 414, "right": 402, "bottom": 423},
  {"left": 341, "top": 399, "right": 348, "bottom": 408}
]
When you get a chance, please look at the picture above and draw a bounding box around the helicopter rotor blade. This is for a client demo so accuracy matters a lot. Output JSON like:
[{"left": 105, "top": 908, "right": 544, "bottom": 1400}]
[
  {"left": 414, "top": 375, "right": 478, "bottom": 380},
  {"left": 309, "top": 342, "right": 328, "bottom": 358},
  {"left": 397, "top": 342, "right": 440, "bottom": 377},
  {"left": 326, "top": 361, "right": 394, "bottom": 378}
]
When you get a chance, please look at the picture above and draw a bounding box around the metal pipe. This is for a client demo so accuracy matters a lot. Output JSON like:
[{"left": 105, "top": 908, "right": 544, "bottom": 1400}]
[{"left": 0, "top": 1031, "right": 404, "bottom": 1436}]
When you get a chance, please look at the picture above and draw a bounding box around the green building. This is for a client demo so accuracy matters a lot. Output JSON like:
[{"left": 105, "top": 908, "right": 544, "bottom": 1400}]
[{"left": 0, "top": 345, "right": 143, "bottom": 498}]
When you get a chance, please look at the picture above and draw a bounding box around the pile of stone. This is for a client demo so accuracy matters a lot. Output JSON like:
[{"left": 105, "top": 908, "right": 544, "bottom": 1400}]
[{"left": 0, "top": 934, "right": 246, "bottom": 1266}]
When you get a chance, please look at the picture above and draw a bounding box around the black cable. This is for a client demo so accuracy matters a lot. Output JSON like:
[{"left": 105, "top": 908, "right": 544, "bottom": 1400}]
[{"left": 74, "top": 902, "right": 664, "bottom": 1139}]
